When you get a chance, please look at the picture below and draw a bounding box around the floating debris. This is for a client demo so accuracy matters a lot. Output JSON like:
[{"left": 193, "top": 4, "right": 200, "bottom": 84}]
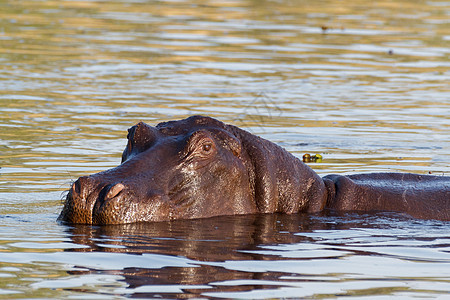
[{"left": 302, "top": 153, "right": 323, "bottom": 163}]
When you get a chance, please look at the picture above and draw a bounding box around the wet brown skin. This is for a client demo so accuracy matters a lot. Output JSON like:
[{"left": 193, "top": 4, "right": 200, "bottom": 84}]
[{"left": 59, "top": 116, "right": 450, "bottom": 224}]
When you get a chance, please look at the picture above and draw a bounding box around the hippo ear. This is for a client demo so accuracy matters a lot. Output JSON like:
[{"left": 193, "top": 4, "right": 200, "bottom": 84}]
[{"left": 122, "top": 122, "right": 157, "bottom": 163}]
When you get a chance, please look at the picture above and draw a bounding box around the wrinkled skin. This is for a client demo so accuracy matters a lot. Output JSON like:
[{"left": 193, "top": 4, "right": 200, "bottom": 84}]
[{"left": 59, "top": 116, "right": 450, "bottom": 224}]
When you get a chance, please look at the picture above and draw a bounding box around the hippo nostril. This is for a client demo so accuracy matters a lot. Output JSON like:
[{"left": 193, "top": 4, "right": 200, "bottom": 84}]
[
  {"left": 105, "top": 183, "right": 125, "bottom": 200},
  {"left": 71, "top": 176, "right": 90, "bottom": 199},
  {"left": 71, "top": 181, "right": 80, "bottom": 196}
]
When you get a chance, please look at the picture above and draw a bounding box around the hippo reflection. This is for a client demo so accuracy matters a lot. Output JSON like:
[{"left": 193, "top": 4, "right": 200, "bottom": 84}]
[
  {"left": 64, "top": 213, "right": 407, "bottom": 297},
  {"left": 59, "top": 116, "right": 450, "bottom": 224}
]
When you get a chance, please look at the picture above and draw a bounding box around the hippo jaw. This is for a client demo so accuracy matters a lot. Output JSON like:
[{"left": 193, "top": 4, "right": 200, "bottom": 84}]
[{"left": 59, "top": 117, "right": 257, "bottom": 225}]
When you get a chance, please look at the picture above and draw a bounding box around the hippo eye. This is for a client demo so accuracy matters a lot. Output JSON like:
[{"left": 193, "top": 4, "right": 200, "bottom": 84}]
[
  {"left": 202, "top": 143, "right": 212, "bottom": 152},
  {"left": 197, "top": 139, "right": 215, "bottom": 156},
  {"left": 184, "top": 130, "right": 216, "bottom": 159}
]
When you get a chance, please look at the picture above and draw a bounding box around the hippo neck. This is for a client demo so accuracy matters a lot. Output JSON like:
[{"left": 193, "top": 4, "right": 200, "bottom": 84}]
[
  {"left": 322, "top": 177, "right": 336, "bottom": 210},
  {"left": 228, "top": 124, "right": 329, "bottom": 214}
]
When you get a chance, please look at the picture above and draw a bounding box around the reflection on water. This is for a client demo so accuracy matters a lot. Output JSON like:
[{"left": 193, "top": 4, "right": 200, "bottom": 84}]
[
  {"left": 1, "top": 213, "right": 449, "bottom": 298},
  {"left": 0, "top": 0, "right": 449, "bottom": 298}
]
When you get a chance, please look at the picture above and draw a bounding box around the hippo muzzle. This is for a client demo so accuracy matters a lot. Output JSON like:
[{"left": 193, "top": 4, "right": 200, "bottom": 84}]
[{"left": 60, "top": 175, "right": 172, "bottom": 224}]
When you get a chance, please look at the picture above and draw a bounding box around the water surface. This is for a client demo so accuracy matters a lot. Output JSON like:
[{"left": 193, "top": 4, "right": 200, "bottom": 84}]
[{"left": 0, "top": 0, "right": 449, "bottom": 298}]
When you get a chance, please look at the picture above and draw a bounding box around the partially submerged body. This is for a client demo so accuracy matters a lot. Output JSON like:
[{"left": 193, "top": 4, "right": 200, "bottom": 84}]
[
  {"left": 59, "top": 116, "right": 450, "bottom": 224},
  {"left": 324, "top": 173, "right": 449, "bottom": 220}
]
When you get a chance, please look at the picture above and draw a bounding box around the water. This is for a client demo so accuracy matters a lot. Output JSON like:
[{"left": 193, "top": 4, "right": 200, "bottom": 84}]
[{"left": 0, "top": 0, "right": 449, "bottom": 298}]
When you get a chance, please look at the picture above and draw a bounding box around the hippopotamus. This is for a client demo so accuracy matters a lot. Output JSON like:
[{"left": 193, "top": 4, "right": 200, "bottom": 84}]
[{"left": 59, "top": 116, "right": 450, "bottom": 224}]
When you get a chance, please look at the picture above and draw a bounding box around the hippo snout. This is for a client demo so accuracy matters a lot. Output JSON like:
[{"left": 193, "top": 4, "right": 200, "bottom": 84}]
[
  {"left": 71, "top": 176, "right": 125, "bottom": 205},
  {"left": 60, "top": 176, "right": 126, "bottom": 224},
  {"left": 59, "top": 175, "right": 172, "bottom": 224},
  {"left": 104, "top": 182, "right": 125, "bottom": 200},
  {"left": 71, "top": 176, "right": 125, "bottom": 202}
]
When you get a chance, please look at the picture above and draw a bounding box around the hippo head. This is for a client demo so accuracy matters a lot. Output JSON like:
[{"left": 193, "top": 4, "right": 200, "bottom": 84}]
[{"left": 58, "top": 116, "right": 259, "bottom": 224}]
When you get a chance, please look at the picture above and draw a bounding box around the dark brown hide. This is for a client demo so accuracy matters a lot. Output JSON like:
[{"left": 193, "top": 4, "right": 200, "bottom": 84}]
[
  {"left": 59, "top": 116, "right": 449, "bottom": 224},
  {"left": 324, "top": 173, "right": 449, "bottom": 220}
]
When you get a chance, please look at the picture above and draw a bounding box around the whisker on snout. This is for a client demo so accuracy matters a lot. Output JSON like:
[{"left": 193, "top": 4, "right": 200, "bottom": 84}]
[
  {"left": 59, "top": 180, "right": 74, "bottom": 204},
  {"left": 60, "top": 190, "right": 70, "bottom": 204}
]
